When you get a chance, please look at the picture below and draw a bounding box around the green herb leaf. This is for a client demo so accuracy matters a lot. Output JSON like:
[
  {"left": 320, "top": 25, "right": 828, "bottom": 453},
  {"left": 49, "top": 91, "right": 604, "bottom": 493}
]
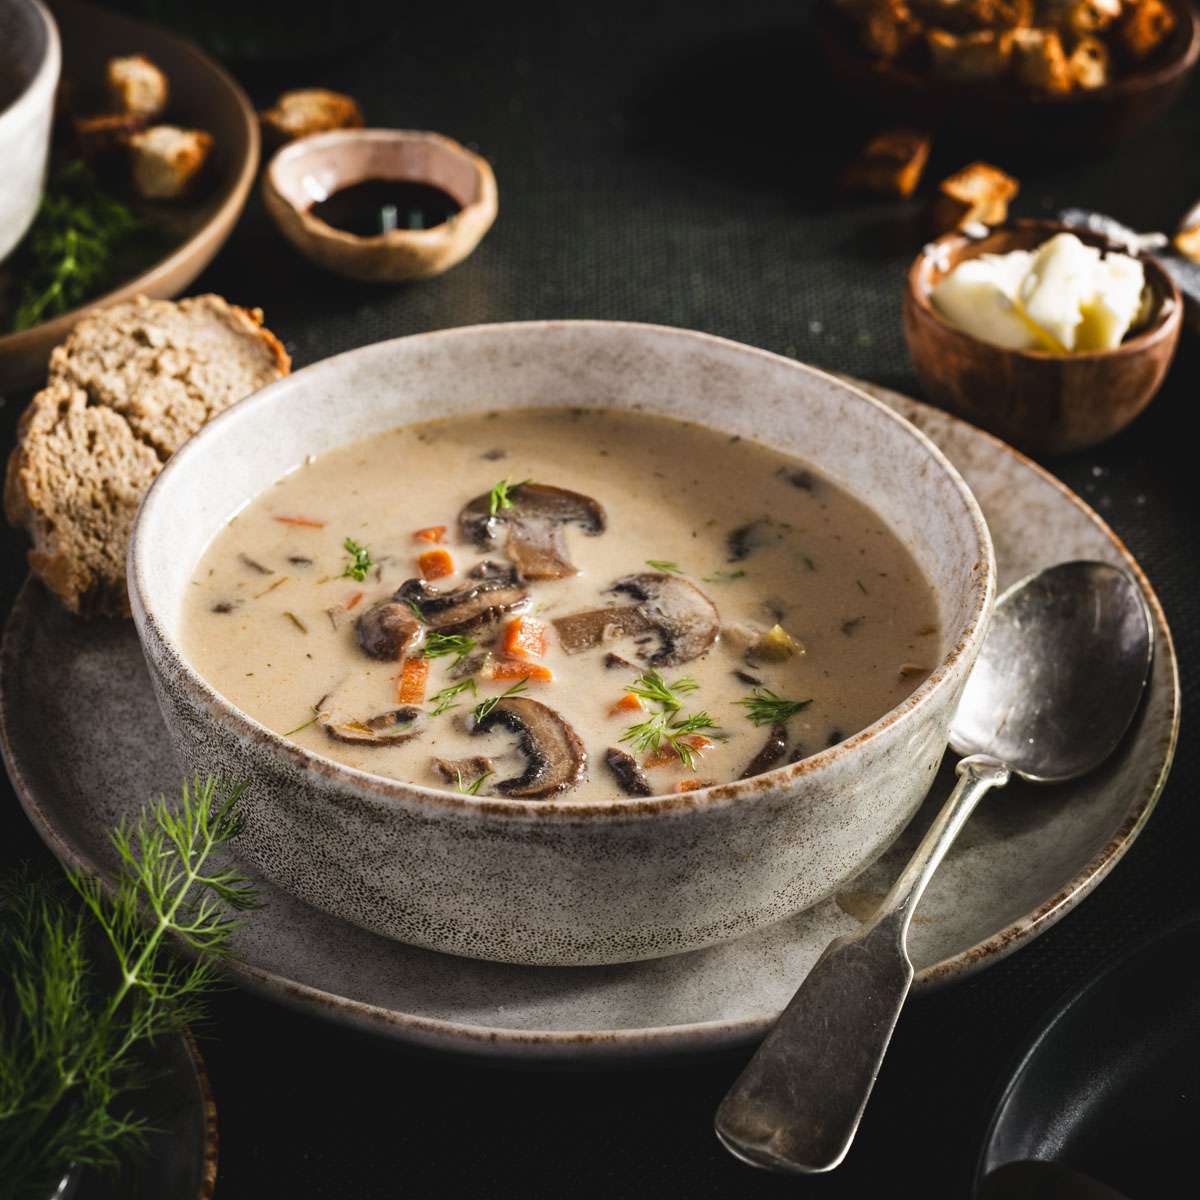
[
  {"left": 702, "top": 569, "right": 746, "bottom": 583},
  {"left": 421, "top": 632, "right": 477, "bottom": 665},
  {"left": 471, "top": 679, "right": 529, "bottom": 723},
  {"left": 737, "top": 688, "right": 813, "bottom": 726},
  {"left": 455, "top": 768, "right": 493, "bottom": 795},
  {"left": 429, "top": 678, "right": 478, "bottom": 717},
  {"left": 283, "top": 704, "right": 321, "bottom": 736},
  {"left": 341, "top": 537, "right": 374, "bottom": 582},
  {"left": 619, "top": 709, "right": 719, "bottom": 769},
  {"left": 645, "top": 559, "right": 684, "bottom": 573},
  {"left": 488, "top": 478, "right": 531, "bottom": 517},
  {"left": 627, "top": 670, "right": 699, "bottom": 713}
]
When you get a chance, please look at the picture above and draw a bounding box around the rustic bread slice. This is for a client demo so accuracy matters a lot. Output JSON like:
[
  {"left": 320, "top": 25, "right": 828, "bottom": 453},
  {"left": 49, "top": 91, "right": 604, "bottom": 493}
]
[{"left": 6, "top": 295, "right": 290, "bottom": 617}]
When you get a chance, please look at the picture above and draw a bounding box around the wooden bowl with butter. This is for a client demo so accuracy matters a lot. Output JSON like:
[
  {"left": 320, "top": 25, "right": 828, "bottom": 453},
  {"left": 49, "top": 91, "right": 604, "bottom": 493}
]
[{"left": 903, "top": 220, "right": 1181, "bottom": 455}]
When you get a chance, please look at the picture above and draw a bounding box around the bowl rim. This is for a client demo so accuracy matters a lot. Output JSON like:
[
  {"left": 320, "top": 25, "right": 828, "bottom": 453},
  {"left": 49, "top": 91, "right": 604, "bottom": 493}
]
[
  {"left": 264, "top": 127, "right": 498, "bottom": 249},
  {"left": 0, "top": 0, "right": 60, "bottom": 131},
  {"left": 128, "top": 320, "right": 996, "bottom": 820},
  {"left": 907, "top": 218, "right": 1185, "bottom": 365},
  {"left": 818, "top": 0, "right": 1200, "bottom": 108}
]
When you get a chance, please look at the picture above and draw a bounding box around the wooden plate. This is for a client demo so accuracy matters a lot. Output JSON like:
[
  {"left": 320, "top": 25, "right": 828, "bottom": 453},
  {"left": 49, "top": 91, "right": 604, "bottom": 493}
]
[{"left": 0, "top": 0, "right": 258, "bottom": 394}]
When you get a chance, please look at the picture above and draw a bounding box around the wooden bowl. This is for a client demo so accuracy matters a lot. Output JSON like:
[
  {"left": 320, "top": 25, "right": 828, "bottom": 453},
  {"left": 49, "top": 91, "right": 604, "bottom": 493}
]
[
  {"left": 903, "top": 220, "right": 1182, "bottom": 455},
  {"left": 817, "top": 1, "right": 1200, "bottom": 152},
  {"left": 0, "top": 0, "right": 259, "bottom": 393},
  {"left": 262, "top": 128, "right": 498, "bottom": 283}
]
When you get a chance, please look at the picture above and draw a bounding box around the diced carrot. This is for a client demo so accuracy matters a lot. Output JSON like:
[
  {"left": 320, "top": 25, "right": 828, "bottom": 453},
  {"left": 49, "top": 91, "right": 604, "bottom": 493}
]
[
  {"left": 674, "top": 779, "right": 711, "bottom": 793},
  {"left": 502, "top": 615, "right": 547, "bottom": 659},
  {"left": 273, "top": 515, "right": 326, "bottom": 528},
  {"left": 397, "top": 657, "right": 430, "bottom": 703},
  {"left": 344, "top": 591, "right": 364, "bottom": 610},
  {"left": 491, "top": 658, "right": 554, "bottom": 683},
  {"left": 608, "top": 692, "right": 644, "bottom": 717},
  {"left": 413, "top": 525, "right": 447, "bottom": 543},
  {"left": 418, "top": 548, "right": 455, "bottom": 580},
  {"left": 644, "top": 736, "right": 713, "bottom": 769}
]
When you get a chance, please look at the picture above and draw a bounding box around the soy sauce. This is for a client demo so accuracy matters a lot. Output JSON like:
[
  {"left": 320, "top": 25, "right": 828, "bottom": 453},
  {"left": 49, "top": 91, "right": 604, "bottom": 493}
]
[{"left": 309, "top": 180, "right": 461, "bottom": 236}]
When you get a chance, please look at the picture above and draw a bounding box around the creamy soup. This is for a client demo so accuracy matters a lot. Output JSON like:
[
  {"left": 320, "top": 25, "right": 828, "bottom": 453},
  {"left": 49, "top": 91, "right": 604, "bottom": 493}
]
[{"left": 181, "top": 408, "right": 941, "bottom": 802}]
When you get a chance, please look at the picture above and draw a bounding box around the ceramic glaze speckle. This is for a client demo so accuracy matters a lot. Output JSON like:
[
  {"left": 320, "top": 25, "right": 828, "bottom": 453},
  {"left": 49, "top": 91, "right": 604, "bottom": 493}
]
[
  {"left": 0, "top": 381, "right": 1177, "bottom": 1059},
  {"left": 129, "top": 323, "right": 993, "bottom": 965}
]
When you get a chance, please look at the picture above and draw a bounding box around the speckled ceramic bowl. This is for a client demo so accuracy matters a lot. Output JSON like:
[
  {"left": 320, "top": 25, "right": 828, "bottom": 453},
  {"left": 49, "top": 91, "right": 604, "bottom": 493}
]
[{"left": 128, "top": 322, "right": 994, "bottom": 966}]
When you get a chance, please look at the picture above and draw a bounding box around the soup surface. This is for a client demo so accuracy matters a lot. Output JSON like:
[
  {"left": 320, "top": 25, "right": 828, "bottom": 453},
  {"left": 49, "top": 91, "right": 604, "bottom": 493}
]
[{"left": 182, "top": 408, "right": 941, "bottom": 802}]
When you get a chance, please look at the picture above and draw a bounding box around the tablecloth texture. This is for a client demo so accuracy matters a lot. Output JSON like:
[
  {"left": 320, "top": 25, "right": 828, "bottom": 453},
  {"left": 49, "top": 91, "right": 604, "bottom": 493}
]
[{"left": 1, "top": 2, "right": 1197, "bottom": 1195}]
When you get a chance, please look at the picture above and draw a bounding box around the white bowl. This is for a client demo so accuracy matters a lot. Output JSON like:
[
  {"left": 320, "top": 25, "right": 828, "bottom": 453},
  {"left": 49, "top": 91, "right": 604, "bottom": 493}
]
[
  {"left": 0, "top": 0, "right": 60, "bottom": 264},
  {"left": 129, "top": 322, "right": 994, "bottom": 965}
]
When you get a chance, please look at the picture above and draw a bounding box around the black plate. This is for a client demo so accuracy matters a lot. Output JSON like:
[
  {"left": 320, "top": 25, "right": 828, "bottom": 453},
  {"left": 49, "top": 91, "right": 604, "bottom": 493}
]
[{"left": 977, "top": 917, "right": 1200, "bottom": 1197}]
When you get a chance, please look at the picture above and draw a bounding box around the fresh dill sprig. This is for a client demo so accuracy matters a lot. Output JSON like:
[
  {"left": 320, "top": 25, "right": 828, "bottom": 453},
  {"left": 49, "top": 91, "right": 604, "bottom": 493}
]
[
  {"left": 405, "top": 598, "right": 428, "bottom": 624},
  {"left": 341, "top": 537, "right": 374, "bottom": 582},
  {"left": 283, "top": 704, "right": 321, "bottom": 736},
  {"left": 626, "top": 670, "right": 698, "bottom": 713},
  {"left": 429, "top": 678, "right": 478, "bottom": 717},
  {"left": 488, "top": 478, "right": 530, "bottom": 516},
  {"left": 0, "top": 777, "right": 257, "bottom": 1196},
  {"left": 620, "top": 710, "right": 719, "bottom": 770},
  {"left": 455, "top": 768, "right": 493, "bottom": 795},
  {"left": 702, "top": 569, "right": 746, "bottom": 583},
  {"left": 737, "top": 688, "right": 813, "bottom": 726},
  {"left": 421, "top": 632, "right": 477, "bottom": 666},
  {"left": 471, "top": 679, "right": 529, "bottom": 723},
  {"left": 645, "top": 559, "right": 684, "bottom": 574}
]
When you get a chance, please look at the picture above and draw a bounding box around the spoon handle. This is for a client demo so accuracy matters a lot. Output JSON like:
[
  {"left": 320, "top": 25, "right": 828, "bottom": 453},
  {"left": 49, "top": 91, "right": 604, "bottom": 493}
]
[{"left": 714, "top": 754, "right": 1010, "bottom": 1175}]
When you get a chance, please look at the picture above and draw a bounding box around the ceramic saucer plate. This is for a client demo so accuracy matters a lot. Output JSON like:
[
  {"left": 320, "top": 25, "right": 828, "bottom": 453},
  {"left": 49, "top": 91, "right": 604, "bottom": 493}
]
[{"left": 0, "top": 381, "right": 1179, "bottom": 1064}]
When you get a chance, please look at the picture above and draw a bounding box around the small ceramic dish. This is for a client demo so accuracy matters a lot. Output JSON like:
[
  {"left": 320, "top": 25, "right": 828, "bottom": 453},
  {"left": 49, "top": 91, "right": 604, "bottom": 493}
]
[
  {"left": 262, "top": 128, "right": 498, "bottom": 282},
  {"left": 817, "top": 0, "right": 1200, "bottom": 151},
  {"left": 904, "top": 220, "right": 1182, "bottom": 456},
  {"left": 128, "top": 321, "right": 993, "bottom": 967}
]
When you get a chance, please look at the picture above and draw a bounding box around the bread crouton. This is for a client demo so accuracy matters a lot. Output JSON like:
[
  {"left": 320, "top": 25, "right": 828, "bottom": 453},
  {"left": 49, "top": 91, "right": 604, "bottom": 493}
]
[
  {"left": 259, "top": 89, "right": 364, "bottom": 142},
  {"left": 1012, "top": 27, "right": 1073, "bottom": 91},
  {"left": 1040, "top": 0, "right": 1122, "bottom": 36},
  {"left": 1068, "top": 34, "right": 1112, "bottom": 85},
  {"left": 128, "top": 125, "right": 212, "bottom": 199},
  {"left": 1117, "top": 0, "right": 1176, "bottom": 59},
  {"left": 1174, "top": 221, "right": 1200, "bottom": 263},
  {"left": 858, "top": 0, "right": 923, "bottom": 58},
  {"left": 927, "top": 28, "right": 1016, "bottom": 80},
  {"left": 929, "top": 161, "right": 1020, "bottom": 232},
  {"left": 841, "top": 128, "right": 933, "bottom": 197},
  {"left": 106, "top": 54, "right": 169, "bottom": 120}
]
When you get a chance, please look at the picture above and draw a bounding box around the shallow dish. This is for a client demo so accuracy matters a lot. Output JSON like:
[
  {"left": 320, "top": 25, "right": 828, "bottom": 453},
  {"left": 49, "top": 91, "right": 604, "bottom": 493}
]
[
  {"left": 129, "top": 322, "right": 993, "bottom": 966},
  {"left": 1, "top": 381, "right": 1177, "bottom": 1060},
  {"left": 904, "top": 220, "right": 1182, "bottom": 456},
  {"left": 0, "top": 0, "right": 258, "bottom": 392}
]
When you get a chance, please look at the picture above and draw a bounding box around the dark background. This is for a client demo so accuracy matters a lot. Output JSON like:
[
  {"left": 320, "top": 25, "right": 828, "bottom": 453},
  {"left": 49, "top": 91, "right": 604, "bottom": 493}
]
[{"left": 2, "top": 1, "right": 1198, "bottom": 1195}]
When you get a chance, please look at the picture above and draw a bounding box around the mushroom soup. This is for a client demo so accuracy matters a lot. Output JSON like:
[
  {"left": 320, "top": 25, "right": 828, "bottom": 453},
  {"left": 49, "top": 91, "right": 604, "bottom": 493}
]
[{"left": 181, "top": 408, "right": 941, "bottom": 802}]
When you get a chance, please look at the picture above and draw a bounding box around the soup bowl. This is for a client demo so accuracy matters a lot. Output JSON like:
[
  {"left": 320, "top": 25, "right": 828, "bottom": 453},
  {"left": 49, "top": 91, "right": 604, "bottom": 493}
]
[{"left": 129, "top": 321, "right": 994, "bottom": 966}]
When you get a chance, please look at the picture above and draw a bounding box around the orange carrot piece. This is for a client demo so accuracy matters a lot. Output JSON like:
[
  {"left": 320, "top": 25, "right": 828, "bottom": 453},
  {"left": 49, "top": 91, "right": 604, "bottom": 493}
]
[
  {"left": 491, "top": 658, "right": 554, "bottom": 683},
  {"left": 418, "top": 548, "right": 455, "bottom": 580},
  {"left": 273, "top": 515, "right": 326, "bottom": 528},
  {"left": 344, "top": 591, "right": 364, "bottom": 610},
  {"left": 502, "top": 616, "right": 547, "bottom": 659},
  {"left": 413, "top": 525, "right": 447, "bottom": 543},
  {"left": 608, "top": 692, "right": 644, "bottom": 716},
  {"left": 674, "top": 778, "right": 711, "bottom": 793},
  {"left": 643, "top": 736, "right": 713, "bottom": 769},
  {"left": 397, "top": 657, "right": 430, "bottom": 703}
]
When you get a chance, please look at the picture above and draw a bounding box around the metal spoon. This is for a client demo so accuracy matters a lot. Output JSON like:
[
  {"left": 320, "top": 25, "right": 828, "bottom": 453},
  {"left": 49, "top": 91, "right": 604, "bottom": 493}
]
[{"left": 714, "top": 560, "right": 1154, "bottom": 1175}]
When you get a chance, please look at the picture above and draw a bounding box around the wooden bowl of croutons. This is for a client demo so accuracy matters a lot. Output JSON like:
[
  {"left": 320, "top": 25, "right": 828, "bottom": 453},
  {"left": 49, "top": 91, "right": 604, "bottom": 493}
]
[
  {"left": 903, "top": 219, "right": 1182, "bottom": 453},
  {"left": 818, "top": 0, "right": 1200, "bottom": 150}
]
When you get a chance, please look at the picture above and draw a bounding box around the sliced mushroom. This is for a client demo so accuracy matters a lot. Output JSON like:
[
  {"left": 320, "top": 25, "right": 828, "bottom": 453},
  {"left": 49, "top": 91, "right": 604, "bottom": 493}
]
[
  {"left": 604, "top": 746, "right": 652, "bottom": 797},
  {"left": 356, "top": 600, "right": 423, "bottom": 660},
  {"left": 552, "top": 606, "right": 652, "bottom": 654},
  {"left": 740, "top": 723, "right": 789, "bottom": 779},
  {"left": 321, "top": 706, "right": 424, "bottom": 745},
  {"left": 470, "top": 696, "right": 586, "bottom": 798},
  {"left": 459, "top": 483, "right": 606, "bottom": 579},
  {"left": 432, "top": 755, "right": 495, "bottom": 784},
  {"left": 608, "top": 573, "right": 720, "bottom": 666},
  {"left": 395, "top": 570, "right": 528, "bottom": 634}
]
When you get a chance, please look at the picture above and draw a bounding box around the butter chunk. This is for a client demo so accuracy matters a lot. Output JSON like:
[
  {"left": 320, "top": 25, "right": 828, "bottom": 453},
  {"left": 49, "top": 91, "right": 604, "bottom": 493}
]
[
  {"left": 1075, "top": 253, "right": 1147, "bottom": 351},
  {"left": 1019, "top": 233, "right": 1102, "bottom": 351},
  {"left": 931, "top": 250, "right": 1043, "bottom": 350}
]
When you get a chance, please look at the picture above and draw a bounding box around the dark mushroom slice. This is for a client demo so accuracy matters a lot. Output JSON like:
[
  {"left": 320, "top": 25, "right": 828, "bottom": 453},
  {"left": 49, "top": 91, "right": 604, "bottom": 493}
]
[
  {"left": 604, "top": 651, "right": 639, "bottom": 671},
  {"left": 740, "top": 723, "right": 789, "bottom": 779},
  {"left": 552, "top": 606, "right": 652, "bottom": 655},
  {"left": 608, "top": 573, "right": 721, "bottom": 666},
  {"left": 356, "top": 600, "right": 423, "bottom": 660},
  {"left": 604, "top": 747, "right": 652, "bottom": 797},
  {"left": 321, "top": 706, "right": 424, "bottom": 746},
  {"left": 432, "top": 756, "right": 495, "bottom": 785},
  {"left": 470, "top": 696, "right": 587, "bottom": 799},
  {"left": 459, "top": 483, "right": 607, "bottom": 580},
  {"left": 396, "top": 572, "right": 528, "bottom": 634}
]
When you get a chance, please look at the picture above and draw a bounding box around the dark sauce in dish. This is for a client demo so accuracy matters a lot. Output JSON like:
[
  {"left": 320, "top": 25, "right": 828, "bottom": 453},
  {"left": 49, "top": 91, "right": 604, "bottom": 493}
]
[{"left": 309, "top": 180, "right": 461, "bottom": 236}]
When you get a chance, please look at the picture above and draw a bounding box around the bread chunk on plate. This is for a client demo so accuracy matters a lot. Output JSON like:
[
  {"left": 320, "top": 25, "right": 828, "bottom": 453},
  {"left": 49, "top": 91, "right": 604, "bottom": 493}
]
[
  {"left": 5, "top": 296, "right": 290, "bottom": 617},
  {"left": 128, "top": 125, "right": 213, "bottom": 199}
]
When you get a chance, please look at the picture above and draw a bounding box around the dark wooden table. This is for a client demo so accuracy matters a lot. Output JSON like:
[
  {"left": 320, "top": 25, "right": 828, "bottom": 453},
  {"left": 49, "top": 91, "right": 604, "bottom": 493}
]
[{"left": 2, "top": 2, "right": 1198, "bottom": 1195}]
